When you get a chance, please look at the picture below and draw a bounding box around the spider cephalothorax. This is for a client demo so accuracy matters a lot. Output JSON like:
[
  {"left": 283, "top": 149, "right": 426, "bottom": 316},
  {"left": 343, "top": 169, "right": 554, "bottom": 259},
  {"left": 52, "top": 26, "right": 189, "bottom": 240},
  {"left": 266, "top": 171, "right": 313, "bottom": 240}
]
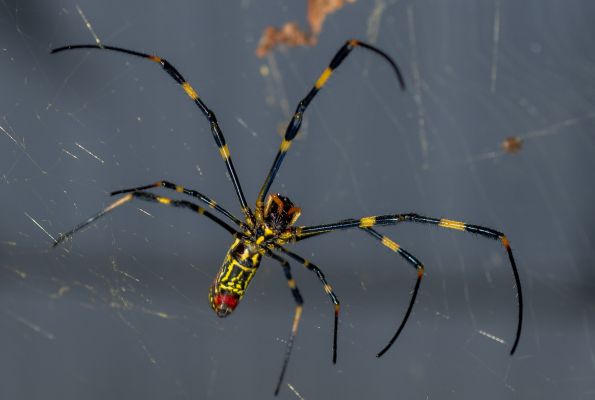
[{"left": 263, "top": 193, "right": 302, "bottom": 232}]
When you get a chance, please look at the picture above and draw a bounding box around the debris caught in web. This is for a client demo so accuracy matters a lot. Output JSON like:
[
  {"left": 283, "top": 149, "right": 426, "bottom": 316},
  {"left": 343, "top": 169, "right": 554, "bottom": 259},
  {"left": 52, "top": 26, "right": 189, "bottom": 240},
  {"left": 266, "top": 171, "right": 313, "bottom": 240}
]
[{"left": 256, "top": 0, "right": 357, "bottom": 57}]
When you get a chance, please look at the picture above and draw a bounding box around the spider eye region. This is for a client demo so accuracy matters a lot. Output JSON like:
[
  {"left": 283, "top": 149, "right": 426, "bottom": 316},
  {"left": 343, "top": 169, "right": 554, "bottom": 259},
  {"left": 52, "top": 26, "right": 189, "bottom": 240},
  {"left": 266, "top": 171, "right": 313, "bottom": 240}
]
[{"left": 264, "top": 193, "right": 302, "bottom": 231}]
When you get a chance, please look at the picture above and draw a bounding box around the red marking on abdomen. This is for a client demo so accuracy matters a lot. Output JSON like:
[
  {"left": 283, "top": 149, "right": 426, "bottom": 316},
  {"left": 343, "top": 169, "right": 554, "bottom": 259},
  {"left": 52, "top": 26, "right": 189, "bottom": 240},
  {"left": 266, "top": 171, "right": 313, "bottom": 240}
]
[
  {"left": 215, "top": 293, "right": 238, "bottom": 309},
  {"left": 211, "top": 291, "right": 240, "bottom": 317}
]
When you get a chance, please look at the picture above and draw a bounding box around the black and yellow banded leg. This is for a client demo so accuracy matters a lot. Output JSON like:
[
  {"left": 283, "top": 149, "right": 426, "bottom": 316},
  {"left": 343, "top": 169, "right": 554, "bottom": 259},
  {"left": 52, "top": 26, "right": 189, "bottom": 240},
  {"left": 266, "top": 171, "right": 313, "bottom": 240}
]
[
  {"left": 362, "top": 228, "right": 424, "bottom": 357},
  {"left": 110, "top": 180, "right": 245, "bottom": 229},
  {"left": 53, "top": 191, "right": 238, "bottom": 247},
  {"left": 276, "top": 247, "right": 340, "bottom": 363},
  {"left": 266, "top": 252, "right": 304, "bottom": 396},
  {"left": 296, "top": 213, "right": 523, "bottom": 354},
  {"left": 51, "top": 44, "right": 253, "bottom": 222},
  {"left": 256, "top": 39, "right": 406, "bottom": 209}
]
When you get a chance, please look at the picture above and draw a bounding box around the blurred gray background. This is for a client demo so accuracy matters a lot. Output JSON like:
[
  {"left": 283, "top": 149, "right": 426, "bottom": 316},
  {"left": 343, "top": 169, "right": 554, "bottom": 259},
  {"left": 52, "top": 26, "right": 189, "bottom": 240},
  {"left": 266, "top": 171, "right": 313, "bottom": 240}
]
[{"left": 1, "top": 1, "right": 595, "bottom": 399}]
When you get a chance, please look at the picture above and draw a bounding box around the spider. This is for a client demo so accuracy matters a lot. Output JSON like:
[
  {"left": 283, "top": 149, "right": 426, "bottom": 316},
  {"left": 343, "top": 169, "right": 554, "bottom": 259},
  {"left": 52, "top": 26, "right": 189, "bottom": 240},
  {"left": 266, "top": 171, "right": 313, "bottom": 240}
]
[{"left": 51, "top": 39, "right": 523, "bottom": 395}]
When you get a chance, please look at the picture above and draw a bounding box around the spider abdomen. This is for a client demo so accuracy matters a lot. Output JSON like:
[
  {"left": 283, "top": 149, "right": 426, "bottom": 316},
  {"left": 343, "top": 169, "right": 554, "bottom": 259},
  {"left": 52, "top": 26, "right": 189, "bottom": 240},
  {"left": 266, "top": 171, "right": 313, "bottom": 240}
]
[{"left": 208, "top": 238, "right": 261, "bottom": 317}]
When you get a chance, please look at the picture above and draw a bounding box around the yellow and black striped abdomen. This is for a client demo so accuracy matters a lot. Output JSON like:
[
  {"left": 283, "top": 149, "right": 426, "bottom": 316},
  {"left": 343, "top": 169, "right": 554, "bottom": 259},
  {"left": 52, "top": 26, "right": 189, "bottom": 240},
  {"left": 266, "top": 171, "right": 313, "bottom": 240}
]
[{"left": 209, "top": 238, "right": 262, "bottom": 317}]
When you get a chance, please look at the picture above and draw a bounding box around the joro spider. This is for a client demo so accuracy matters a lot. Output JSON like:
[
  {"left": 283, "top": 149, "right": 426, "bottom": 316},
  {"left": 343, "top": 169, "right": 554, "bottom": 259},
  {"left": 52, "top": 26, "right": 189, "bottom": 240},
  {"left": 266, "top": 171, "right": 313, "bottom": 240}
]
[{"left": 51, "top": 39, "right": 523, "bottom": 395}]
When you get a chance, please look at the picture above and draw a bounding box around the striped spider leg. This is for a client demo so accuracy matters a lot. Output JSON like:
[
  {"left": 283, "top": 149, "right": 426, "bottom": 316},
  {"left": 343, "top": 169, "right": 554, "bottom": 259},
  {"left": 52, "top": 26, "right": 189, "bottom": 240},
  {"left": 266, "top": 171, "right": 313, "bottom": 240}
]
[
  {"left": 292, "top": 213, "right": 523, "bottom": 355},
  {"left": 52, "top": 191, "right": 240, "bottom": 247},
  {"left": 51, "top": 44, "right": 256, "bottom": 225},
  {"left": 274, "top": 228, "right": 424, "bottom": 361},
  {"left": 256, "top": 39, "right": 406, "bottom": 213}
]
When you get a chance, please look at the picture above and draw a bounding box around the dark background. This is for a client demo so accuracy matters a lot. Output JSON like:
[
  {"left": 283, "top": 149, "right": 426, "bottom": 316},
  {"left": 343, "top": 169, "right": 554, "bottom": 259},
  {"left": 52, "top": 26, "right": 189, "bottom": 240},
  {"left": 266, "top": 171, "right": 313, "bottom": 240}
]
[{"left": 1, "top": 1, "right": 595, "bottom": 399}]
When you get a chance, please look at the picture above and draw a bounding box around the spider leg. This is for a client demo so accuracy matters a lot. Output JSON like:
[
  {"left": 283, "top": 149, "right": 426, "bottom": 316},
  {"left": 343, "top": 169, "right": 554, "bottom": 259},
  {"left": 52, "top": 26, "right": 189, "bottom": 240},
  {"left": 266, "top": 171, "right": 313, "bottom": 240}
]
[
  {"left": 51, "top": 45, "right": 253, "bottom": 222},
  {"left": 110, "top": 180, "right": 245, "bottom": 229},
  {"left": 361, "top": 228, "right": 424, "bottom": 357},
  {"left": 53, "top": 191, "right": 238, "bottom": 247},
  {"left": 276, "top": 247, "right": 340, "bottom": 363},
  {"left": 256, "top": 39, "right": 405, "bottom": 209},
  {"left": 295, "top": 213, "right": 523, "bottom": 355},
  {"left": 266, "top": 252, "right": 304, "bottom": 396}
]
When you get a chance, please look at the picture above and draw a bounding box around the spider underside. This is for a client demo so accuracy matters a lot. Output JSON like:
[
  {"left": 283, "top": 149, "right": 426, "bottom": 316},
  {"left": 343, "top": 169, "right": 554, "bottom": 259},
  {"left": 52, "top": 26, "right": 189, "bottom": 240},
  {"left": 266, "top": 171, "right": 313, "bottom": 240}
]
[{"left": 51, "top": 40, "right": 523, "bottom": 396}]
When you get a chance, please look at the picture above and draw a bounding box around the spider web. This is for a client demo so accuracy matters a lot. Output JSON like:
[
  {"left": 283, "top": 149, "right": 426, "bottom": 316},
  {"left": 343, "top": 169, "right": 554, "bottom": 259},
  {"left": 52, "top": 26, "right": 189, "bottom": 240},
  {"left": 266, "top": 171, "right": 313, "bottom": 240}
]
[{"left": 1, "top": 1, "right": 595, "bottom": 399}]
